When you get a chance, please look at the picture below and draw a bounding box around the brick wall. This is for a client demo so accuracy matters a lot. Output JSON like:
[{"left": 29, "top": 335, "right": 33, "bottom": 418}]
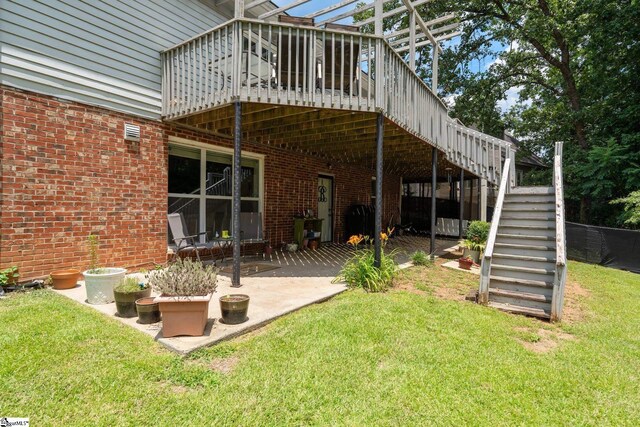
[{"left": 0, "top": 86, "right": 400, "bottom": 280}]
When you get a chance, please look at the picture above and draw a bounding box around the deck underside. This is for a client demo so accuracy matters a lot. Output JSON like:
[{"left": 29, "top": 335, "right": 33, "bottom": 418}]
[{"left": 170, "top": 102, "right": 468, "bottom": 180}]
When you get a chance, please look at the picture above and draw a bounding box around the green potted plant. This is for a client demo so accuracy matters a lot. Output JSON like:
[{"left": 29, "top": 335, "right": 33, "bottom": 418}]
[
  {"left": 149, "top": 258, "right": 218, "bottom": 337},
  {"left": 113, "top": 277, "right": 151, "bottom": 318},
  {"left": 459, "top": 220, "right": 490, "bottom": 263},
  {"left": 0, "top": 266, "right": 19, "bottom": 288},
  {"left": 83, "top": 235, "right": 126, "bottom": 304}
]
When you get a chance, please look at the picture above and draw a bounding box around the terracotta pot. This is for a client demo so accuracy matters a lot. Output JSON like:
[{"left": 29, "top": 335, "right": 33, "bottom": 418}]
[
  {"left": 155, "top": 294, "right": 212, "bottom": 337},
  {"left": 309, "top": 240, "right": 318, "bottom": 250},
  {"left": 114, "top": 286, "right": 152, "bottom": 318},
  {"left": 458, "top": 258, "right": 473, "bottom": 270},
  {"left": 136, "top": 297, "right": 161, "bottom": 324},
  {"left": 50, "top": 269, "right": 81, "bottom": 290},
  {"left": 219, "top": 294, "right": 250, "bottom": 324}
]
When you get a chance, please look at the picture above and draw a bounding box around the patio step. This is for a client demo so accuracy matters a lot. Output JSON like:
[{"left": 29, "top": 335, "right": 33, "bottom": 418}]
[{"left": 488, "top": 301, "right": 551, "bottom": 320}]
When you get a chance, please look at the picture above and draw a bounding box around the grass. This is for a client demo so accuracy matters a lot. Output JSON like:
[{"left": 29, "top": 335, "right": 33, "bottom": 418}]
[{"left": 1, "top": 261, "right": 639, "bottom": 425}]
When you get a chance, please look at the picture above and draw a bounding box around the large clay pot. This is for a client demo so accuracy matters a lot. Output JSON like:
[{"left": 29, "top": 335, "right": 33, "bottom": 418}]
[
  {"left": 114, "top": 286, "right": 151, "bottom": 318},
  {"left": 154, "top": 294, "right": 212, "bottom": 337},
  {"left": 136, "top": 297, "right": 161, "bottom": 324},
  {"left": 458, "top": 258, "right": 474, "bottom": 270},
  {"left": 83, "top": 268, "right": 127, "bottom": 304},
  {"left": 219, "top": 294, "right": 249, "bottom": 324},
  {"left": 50, "top": 269, "right": 81, "bottom": 290},
  {"left": 462, "top": 248, "right": 481, "bottom": 263}
]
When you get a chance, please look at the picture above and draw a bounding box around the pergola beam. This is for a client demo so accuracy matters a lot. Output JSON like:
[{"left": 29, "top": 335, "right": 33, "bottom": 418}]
[
  {"left": 259, "top": 0, "right": 313, "bottom": 19},
  {"left": 400, "top": 0, "right": 442, "bottom": 53},
  {"left": 304, "top": 0, "right": 361, "bottom": 19}
]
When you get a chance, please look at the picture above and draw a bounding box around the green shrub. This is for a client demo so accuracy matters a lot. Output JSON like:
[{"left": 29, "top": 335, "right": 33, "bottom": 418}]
[
  {"left": 333, "top": 249, "right": 398, "bottom": 292},
  {"left": 466, "top": 220, "right": 490, "bottom": 243},
  {"left": 411, "top": 250, "right": 431, "bottom": 266},
  {"left": 114, "top": 277, "right": 148, "bottom": 293}
]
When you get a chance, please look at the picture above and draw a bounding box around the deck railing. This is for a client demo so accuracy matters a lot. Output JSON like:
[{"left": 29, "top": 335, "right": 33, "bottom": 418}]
[{"left": 162, "top": 18, "right": 514, "bottom": 185}]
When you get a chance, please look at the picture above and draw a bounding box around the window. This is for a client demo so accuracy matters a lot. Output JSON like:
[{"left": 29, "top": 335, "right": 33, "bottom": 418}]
[{"left": 168, "top": 141, "right": 262, "bottom": 243}]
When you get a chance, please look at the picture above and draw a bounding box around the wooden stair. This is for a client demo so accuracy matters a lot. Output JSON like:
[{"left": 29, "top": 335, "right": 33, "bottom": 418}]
[{"left": 485, "top": 187, "right": 556, "bottom": 318}]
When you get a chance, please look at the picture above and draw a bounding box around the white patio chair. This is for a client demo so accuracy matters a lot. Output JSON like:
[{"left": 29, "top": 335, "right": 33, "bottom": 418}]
[
  {"left": 237, "top": 212, "right": 269, "bottom": 259},
  {"left": 167, "top": 213, "right": 214, "bottom": 263}
]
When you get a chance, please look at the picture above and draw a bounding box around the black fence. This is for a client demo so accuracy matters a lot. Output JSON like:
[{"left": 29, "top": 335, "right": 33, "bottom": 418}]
[{"left": 566, "top": 222, "right": 640, "bottom": 274}]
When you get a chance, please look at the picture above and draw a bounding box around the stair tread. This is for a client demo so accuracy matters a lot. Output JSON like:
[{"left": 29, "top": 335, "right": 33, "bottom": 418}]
[
  {"left": 488, "top": 301, "right": 551, "bottom": 319},
  {"left": 493, "top": 253, "right": 556, "bottom": 262},
  {"left": 504, "top": 199, "right": 555, "bottom": 204},
  {"left": 494, "top": 242, "right": 555, "bottom": 251},
  {"left": 497, "top": 233, "right": 555, "bottom": 241},
  {"left": 502, "top": 207, "right": 555, "bottom": 213},
  {"left": 502, "top": 216, "right": 556, "bottom": 221},
  {"left": 510, "top": 186, "right": 554, "bottom": 194},
  {"left": 500, "top": 224, "right": 555, "bottom": 230},
  {"left": 489, "top": 275, "right": 554, "bottom": 288},
  {"left": 489, "top": 288, "right": 552, "bottom": 303},
  {"left": 491, "top": 263, "right": 555, "bottom": 275}
]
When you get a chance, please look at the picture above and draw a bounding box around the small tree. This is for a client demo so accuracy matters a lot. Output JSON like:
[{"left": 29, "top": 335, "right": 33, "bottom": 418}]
[{"left": 611, "top": 190, "right": 640, "bottom": 229}]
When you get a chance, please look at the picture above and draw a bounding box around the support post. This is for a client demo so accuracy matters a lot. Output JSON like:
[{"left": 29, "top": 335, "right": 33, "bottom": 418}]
[
  {"left": 232, "top": 101, "right": 242, "bottom": 287},
  {"left": 459, "top": 169, "right": 465, "bottom": 238},
  {"left": 409, "top": 11, "right": 416, "bottom": 71},
  {"left": 374, "top": 112, "right": 384, "bottom": 268},
  {"left": 430, "top": 147, "right": 437, "bottom": 259},
  {"left": 480, "top": 178, "right": 487, "bottom": 221},
  {"left": 234, "top": 0, "right": 244, "bottom": 18},
  {"left": 432, "top": 43, "right": 439, "bottom": 91},
  {"left": 374, "top": 0, "right": 383, "bottom": 36}
]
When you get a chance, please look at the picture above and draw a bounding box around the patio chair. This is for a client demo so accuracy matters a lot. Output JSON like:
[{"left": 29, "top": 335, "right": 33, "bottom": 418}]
[
  {"left": 167, "top": 213, "right": 214, "bottom": 263},
  {"left": 237, "top": 212, "right": 269, "bottom": 259}
]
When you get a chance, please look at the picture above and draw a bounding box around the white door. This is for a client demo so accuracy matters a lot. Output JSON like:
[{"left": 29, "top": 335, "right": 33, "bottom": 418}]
[{"left": 317, "top": 176, "right": 333, "bottom": 242}]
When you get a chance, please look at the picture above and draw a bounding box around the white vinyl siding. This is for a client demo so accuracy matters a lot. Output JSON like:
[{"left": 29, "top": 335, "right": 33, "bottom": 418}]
[{"left": 0, "top": 0, "right": 231, "bottom": 119}]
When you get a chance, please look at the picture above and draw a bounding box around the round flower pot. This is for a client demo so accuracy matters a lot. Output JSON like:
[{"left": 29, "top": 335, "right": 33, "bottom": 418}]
[
  {"left": 115, "top": 286, "right": 152, "bottom": 318},
  {"left": 50, "top": 269, "right": 81, "bottom": 290},
  {"left": 136, "top": 297, "right": 161, "bottom": 324},
  {"left": 458, "top": 258, "right": 474, "bottom": 270},
  {"left": 155, "top": 294, "right": 212, "bottom": 337},
  {"left": 83, "top": 268, "right": 127, "bottom": 304},
  {"left": 219, "top": 294, "right": 250, "bottom": 325}
]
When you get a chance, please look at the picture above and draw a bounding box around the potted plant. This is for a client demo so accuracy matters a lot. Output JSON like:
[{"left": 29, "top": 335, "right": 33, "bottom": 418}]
[
  {"left": 50, "top": 269, "right": 81, "bottom": 290},
  {"left": 114, "top": 277, "right": 151, "bottom": 318},
  {"left": 458, "top": 256, "right": 474, "bottom": 270},
  {"left": 459, "top": 220, "right": 490, "bottom": 263},
  {"left": 83, "top": 235, "right": 126, "bottom": 304},
  {"left": 136, "top": 297, "right": 161, "bottom": 324},
  {"left": 149, "top": 258, "right": 218, "bottom": 337},
  {"left": 219, "top": 294, "right": 250, "bottom": 324},
  {"left": 0, "top": 266, "right": 19, "bottom": 288}
]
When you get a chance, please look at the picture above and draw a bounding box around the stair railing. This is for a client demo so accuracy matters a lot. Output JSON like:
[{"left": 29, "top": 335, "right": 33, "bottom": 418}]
[
  {"left": 551, "top": 141, "right": 567, "bottom": 321},
  {"left": 478, "top": 156, "right": 512, "bottom": 304}
]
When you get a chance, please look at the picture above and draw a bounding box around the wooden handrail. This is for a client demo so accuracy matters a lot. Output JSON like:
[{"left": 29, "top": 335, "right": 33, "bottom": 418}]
[
  {"left": 484, "top": 158, "right": 511, "bottom": 259},
  {"left": 478, "top": 157, "right": 511, "bottom": 304},
  {"left": 554, "top": 141, "right": 566, "bottom": 267}
]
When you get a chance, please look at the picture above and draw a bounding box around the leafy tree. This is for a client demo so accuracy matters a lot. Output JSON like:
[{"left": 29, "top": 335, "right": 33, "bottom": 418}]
[{"left": 354, "top": 0, "right": 640, "bottom": 226}]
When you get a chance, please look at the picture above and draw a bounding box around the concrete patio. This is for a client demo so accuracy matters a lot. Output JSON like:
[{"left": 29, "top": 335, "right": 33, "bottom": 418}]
[{"left": 53, "top": 235, "right": 458, "bottom": 354}]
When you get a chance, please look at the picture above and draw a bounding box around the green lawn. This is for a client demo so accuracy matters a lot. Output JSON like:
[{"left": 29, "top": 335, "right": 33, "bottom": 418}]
[{"left": 1, "top": 261, "right": 639, "bottom": 425}]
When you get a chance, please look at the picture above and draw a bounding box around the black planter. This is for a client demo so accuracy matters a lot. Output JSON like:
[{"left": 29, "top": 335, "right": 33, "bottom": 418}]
[
  {"left": 219, "top": 294, "right": 250, "bottom": 324},
  {"left": 1, "top": 281, "right": 43, "bottom": 293},
  {"left": 114, "top": 287, "right": 151, "bottom": 318},
  {"left": 136, "top": 297, "right": 161, "bottom": 324}
]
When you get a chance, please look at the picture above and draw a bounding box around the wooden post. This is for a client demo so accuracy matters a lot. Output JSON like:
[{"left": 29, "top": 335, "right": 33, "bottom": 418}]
[
  {"left": 409, "top": 11, "right": 416, "bottom": 71},
  {"left": 232, "top": 101, "right": 242, "bottom": 287},
  {"left": 430, "top": 147, "right": 437, "bottom": 259},
  {"left": 459, "top": 169, "right": 464, "bottom": 238},
  {"left": 432, "top": 43, "right": 439, "bottom": 91},
  {"left": 374, "top": 0, "right": 383, "bottom": 36},
  {"left": 235, "top": 0, "right": 244, "bottom": 18},
  {"left": 480, "top": 178, "right": 487, "bottom": 221},
  {"left": 374, "top": 112, "right": 384, "bottom": 268}
]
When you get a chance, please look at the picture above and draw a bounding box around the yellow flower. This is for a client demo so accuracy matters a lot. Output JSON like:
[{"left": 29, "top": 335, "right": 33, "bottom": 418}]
[
  {"left": 380, "top": 232, "right": 388, "bottom": 242},
  {"left": 347, "top": 234, "right": 364, "bottom": 246}
]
